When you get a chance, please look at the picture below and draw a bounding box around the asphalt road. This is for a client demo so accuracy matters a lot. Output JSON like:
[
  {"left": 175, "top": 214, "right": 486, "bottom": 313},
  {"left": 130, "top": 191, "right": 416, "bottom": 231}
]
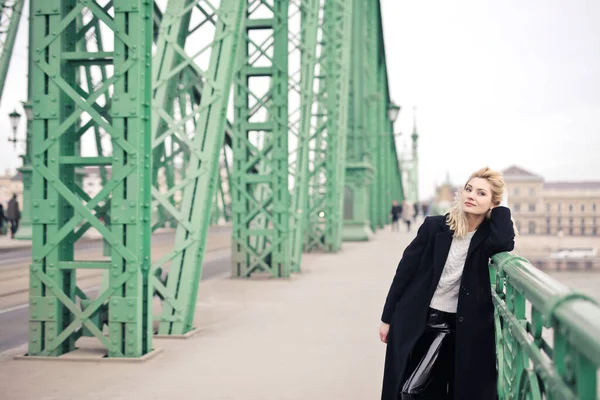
[{"left": 0, "top": 227, "right": 232, "bottom": 353}]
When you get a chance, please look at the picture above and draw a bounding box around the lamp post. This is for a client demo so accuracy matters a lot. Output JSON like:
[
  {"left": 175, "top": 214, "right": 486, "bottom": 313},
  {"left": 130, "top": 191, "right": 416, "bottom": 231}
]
[
  {"left": 395, "top": 106, "right": 419, "bottom": 204},
  {"left": 410, "top": 106, "right": 419, "bottom": 204},
  {"left": 387, "top": 101, "right": 401, "bottom": 123},
  {"left": 15, "top": 102, "right": 33, "bottom": 240},
  {"left": 7, "top": 109, "right": 22, "bottom": 149},
  {"left": 385, "top": 101, "right": 402, "bottom": 228}
]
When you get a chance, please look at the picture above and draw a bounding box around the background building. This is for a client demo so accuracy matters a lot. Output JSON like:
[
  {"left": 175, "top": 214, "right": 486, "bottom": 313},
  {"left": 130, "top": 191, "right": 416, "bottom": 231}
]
[
  {"left": 503, "top": 165, "right": 600, "bottom": 237},
  {"left": 0, "top": 169, "right": 23, "bottom": 208},
  {"left": 503, "top": 165, "right": 600, "bottom": 270}
]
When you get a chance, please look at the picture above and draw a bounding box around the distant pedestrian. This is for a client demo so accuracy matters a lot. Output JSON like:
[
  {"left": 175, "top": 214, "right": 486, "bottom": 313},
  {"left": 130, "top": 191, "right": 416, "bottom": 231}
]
[
  {"left": 402, "top": 200, "right": 415, "bottom": 232},
  {"left": 390, "top": 200, "right": 403, "bottom": 232},
  {"left": 421, "top": 202, "right": 430, "bottom": 217},
  {"left": 6, "top": 194, "right": 20, "bottom": 239},
  {"left": 413, "top": 202, "right": 419, "bottom": 222},
  {"left": 0, "top": 204, "right": 6, "bottom": 235}
]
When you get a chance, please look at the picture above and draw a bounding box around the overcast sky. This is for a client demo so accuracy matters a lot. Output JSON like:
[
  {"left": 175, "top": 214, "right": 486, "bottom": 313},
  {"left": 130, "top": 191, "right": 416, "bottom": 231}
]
[
  {"left": 382, "top": 0, "right": 600, "bottom": 199},
  {"left": 1, "top": 1, "right": 599, "bottom": 200}
]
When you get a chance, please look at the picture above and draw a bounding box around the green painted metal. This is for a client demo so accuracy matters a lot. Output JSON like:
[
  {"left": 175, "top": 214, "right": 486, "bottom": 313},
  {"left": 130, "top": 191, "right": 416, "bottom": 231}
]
[
  {"left": 491, "top": 252, "right": 600, "bottom": 399},
  {"left": 304, "top": 0, "right": 354, "bottom": 252},
  {"left": 29, "top": 0, "right": 153, "bottom": 357},
  {"left": 231, "top": 0, "right": 290, "bottom": 278},
  {"left": 14, "top": 0, "right": 33, "bottom": 241},
  {"left": 375, "top": 0, "right": 403, "bottom": 229},
  {"left": 152, "top": 5, "right": 233, "bottom": 231},
  {"left": 0, "top": 0, "right": 25, "bottom": 106},
  {"left": 289, "top": 0, "right": 320, "bottom": 273},
  {"left": 150, "top": 0, "right": 191, "bottom": 231},
  {"left": 219, "top": 143, "right": 233, "bottom": 222},
  {"left": 210, "top": 148, "right": 232, "bottom": 225},
  {"left": 350, "top": 0, "right": 400, "bottom": 231},
  {"left": 151, "top": 0, "right": 246, "bottom": 335},
  {"left": 364, "top": 0, "right": 380, "bottom": 233},
  {"left": 22, "top": 0, "right": 408, "bottom": 358},
  {"left": 342, "top": 0, "right": 375, "bottom": 242}
]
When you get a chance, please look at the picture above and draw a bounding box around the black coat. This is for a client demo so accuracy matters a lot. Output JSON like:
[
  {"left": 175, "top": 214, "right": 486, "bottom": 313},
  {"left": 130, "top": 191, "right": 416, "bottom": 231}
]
[
  {"left": 381, "top": 207, "right": 515, "bottom": 400},
  {"left": 6, "top": 197, "right": 20, "bottom": 220}
]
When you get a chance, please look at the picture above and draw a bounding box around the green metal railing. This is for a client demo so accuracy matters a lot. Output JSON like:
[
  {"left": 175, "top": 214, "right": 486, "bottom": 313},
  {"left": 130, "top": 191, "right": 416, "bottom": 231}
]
[{"left": 490, "top": 252, "right": 600, "bottom": 400}]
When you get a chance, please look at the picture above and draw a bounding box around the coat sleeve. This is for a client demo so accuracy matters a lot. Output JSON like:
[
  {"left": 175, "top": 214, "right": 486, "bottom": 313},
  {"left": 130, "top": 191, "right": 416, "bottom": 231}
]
[
  {"left": 381, "top": 217, "right": 430, "bottom": 324},
  {"left": 483, "top": 206, "right": 515, "bottom": 257}
]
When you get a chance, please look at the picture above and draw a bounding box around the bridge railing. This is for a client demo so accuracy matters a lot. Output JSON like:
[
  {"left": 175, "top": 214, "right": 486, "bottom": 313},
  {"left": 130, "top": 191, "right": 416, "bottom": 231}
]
[{"left": 490, "top": 252, "right": 600, "bottom": 400}]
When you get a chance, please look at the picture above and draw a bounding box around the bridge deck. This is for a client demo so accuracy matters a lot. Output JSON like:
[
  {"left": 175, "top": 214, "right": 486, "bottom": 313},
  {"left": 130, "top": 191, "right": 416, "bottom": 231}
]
[{"left": 0, "top": 225, "right": 414, "bottom": 399}]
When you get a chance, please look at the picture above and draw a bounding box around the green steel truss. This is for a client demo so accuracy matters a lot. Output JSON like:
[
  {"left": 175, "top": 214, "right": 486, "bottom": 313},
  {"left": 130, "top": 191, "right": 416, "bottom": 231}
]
[
  {"left": 288, "top": 0, "right": 320, "bottom": 273},
  {"left": 210, "top": 146, "right": 233, "bottom": 225},
  {"left": 29, "top": 0, "right": 153, "bottom": 357},
  {"left": 231, "top": 0, "right": 399, "bottom": 274},
  {"left": 304, "top": 0, "right": 353, "bottom": 252},
  {"left": 379, "top": 8, "right": 405, "bottom": 212},
  {"left": 340, "top": 0, "right": 402, "bottom": 242},
  {"left": 0, "top": 0, "right": 25, "bottom": 105},
  {"left": 369, "top": 0, "right": 403, "bottom": 229},
  {"left": 78, "top": 7, "right": 111, "bottom": 188},
  {"left": 231, "top": 0, "right": 290, "bottom": 278},
  {"left": 363, "top": 0, "right": 380, "bottom": 232},
  {"left": 150, "top": 2, "right": 233, "bottom": 231},
  {"left": 150, "top": 0, "right": 245, "bottom": 335},
  {"left": 24, "top": 0, "right": 405, "bottom": 356}
]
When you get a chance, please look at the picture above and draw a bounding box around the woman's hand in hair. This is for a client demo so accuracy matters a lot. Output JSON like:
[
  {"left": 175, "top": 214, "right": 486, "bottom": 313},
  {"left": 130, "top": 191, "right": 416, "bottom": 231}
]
[
  {"left": 379, "top": 322, "right": 390, "bottom": 343},
  {"left": 491, "top": 191, "right": 509, "bottom": 210}
]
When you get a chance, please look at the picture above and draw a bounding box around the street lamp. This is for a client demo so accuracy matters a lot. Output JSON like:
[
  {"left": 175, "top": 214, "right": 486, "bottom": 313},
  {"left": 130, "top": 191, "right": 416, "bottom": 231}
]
[
  {"left": 387, "top": 102, "right": 401, "bottom": 123},
  {"left": 8, "top": 109, "right": 22, "bottom": 149}
]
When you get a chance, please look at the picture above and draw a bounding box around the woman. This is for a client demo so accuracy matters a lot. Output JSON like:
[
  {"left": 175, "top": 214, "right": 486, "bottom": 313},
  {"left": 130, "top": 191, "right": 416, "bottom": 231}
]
[{"left": 379, "top": 167, "right": 516, "bottom": 400}]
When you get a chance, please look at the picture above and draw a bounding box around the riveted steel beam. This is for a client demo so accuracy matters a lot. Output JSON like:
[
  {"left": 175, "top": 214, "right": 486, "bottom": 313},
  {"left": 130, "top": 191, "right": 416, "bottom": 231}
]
[
  {"left": 152, "top": 0, "right": 246, "bottom": 335},
  {"left": 29, "top": 0, "right": 153, "bottom": 358},
  {"left": 231, "top": 0, "right": 290, "bottom": 278},
  {"left": 288, "top": 0, "right": 320, "bottom": 273},
  {"left": 304, "top": 0, "right": 353, "bottom": 252}
]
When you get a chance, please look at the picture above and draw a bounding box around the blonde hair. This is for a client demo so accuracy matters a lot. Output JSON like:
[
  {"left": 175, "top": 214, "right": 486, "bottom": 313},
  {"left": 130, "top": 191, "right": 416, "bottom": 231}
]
[{"left": 446, "top": 167, "right": 518, "bottom": 238}]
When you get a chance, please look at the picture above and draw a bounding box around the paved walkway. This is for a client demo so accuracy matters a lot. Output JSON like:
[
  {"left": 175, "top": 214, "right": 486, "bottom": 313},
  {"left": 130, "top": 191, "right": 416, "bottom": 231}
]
[
  {"left": 0, "top": 226, "right": 415, "bottom": 400},
  {"left": 0, "top": 235, "right": 31, "bottom": 252}
]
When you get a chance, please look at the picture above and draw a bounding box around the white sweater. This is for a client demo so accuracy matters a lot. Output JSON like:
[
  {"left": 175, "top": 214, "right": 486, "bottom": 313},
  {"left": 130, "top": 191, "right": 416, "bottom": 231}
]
[{"left": 429, "top": 230, "right": 476, "bottom": 313}]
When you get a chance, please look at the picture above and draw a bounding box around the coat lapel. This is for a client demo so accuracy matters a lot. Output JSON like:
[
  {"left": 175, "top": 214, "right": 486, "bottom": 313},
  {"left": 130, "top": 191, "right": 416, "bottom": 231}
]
[
  {"left": 431, "top": 219, "right": 453, "bottom": 291},
  {"left": 466, "top": 219, "right": 491, "bottom": 261}
]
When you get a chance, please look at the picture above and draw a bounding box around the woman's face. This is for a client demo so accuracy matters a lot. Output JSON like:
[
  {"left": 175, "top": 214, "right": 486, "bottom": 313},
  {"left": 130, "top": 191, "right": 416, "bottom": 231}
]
[{"left": 461, "top": 178, "right": 495, "bottom": 216}]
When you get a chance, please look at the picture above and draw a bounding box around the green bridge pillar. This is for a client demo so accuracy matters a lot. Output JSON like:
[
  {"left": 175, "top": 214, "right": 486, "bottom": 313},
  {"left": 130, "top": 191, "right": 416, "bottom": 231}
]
[{"left": 342, "top": 162, "right": 375, "bottom": 241}]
